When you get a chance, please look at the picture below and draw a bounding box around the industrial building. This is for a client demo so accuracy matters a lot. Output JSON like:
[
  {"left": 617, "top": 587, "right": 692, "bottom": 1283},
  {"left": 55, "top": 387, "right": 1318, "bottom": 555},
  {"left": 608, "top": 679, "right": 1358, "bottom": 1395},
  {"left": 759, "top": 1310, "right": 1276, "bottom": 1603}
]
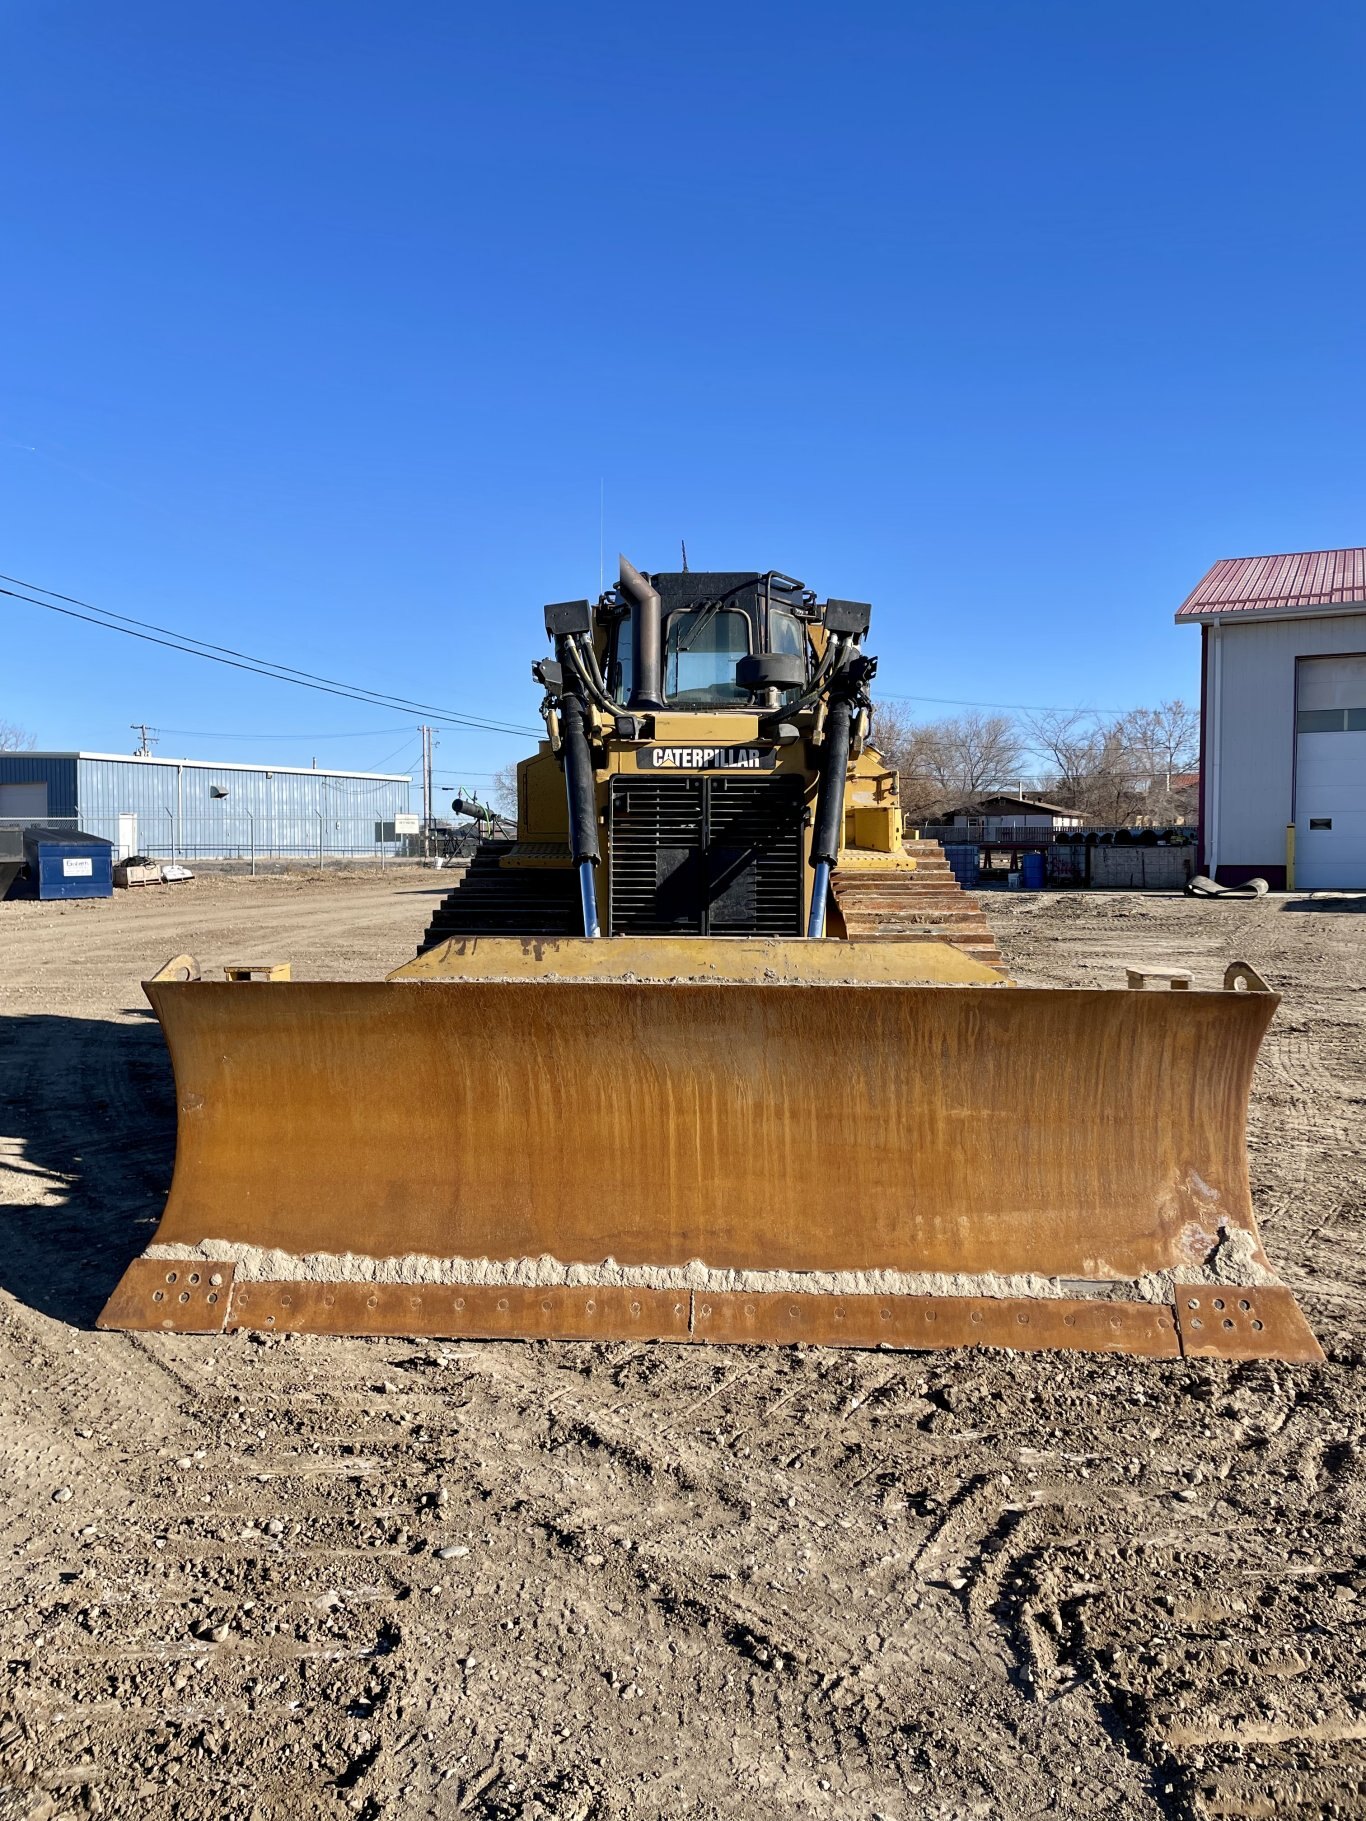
[
  {"left": 1178, "top": 548, "right": 1366, "bottom": 890},
  {"left": 0, "top": 751, "right": 413, "bottom": 862}
]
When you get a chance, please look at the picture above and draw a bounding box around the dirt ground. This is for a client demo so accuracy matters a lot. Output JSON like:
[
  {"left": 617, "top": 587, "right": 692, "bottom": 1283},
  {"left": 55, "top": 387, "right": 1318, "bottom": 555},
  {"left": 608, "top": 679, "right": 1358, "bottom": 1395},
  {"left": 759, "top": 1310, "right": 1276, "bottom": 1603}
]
[{"left": 1, "top": 873, "right": 1363, "bottom": 1820}]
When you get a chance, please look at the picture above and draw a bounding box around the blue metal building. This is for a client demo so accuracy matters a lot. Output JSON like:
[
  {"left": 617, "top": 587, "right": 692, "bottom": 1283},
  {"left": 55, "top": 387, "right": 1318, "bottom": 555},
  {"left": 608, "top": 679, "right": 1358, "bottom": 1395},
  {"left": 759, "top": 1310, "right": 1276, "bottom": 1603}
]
[{"left": 0, "top": 752, "right": 413, "bottom": 860}]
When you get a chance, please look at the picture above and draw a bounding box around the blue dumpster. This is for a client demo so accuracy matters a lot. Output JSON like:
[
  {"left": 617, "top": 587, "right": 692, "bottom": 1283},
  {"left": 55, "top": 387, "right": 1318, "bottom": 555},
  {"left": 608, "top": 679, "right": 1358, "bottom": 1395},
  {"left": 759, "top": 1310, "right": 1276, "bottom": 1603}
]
[{"left": 22, "top": 826, "right": 114, "bottom": 900}]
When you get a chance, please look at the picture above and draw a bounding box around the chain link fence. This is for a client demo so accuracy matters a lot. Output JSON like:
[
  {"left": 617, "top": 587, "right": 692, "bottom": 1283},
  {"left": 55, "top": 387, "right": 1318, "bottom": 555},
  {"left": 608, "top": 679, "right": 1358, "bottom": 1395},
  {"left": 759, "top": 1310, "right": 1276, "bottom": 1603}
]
[
  {"left": 0, "top": 813, "right": 488, "bottom": 872},
  {"left": 916, "top": 823, "right": 1199, "bottom": 890}
]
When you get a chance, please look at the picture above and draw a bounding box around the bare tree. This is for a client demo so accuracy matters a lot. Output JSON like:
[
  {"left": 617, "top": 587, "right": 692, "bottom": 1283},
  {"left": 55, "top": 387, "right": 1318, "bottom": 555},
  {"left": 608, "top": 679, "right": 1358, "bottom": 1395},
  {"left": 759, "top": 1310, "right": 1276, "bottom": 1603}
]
[
  {"left": 490, "top": 761, "right": 520, "bottom": 821},
  {"left": 1026, "top": 704, "right": 1197, "bottom": 825},
  {"left": 1024, "top": 711, "right": 1107, "bottom": 811},
  {"left": 869, "top": 705, "right": 950, "bottom": 818},
  {"left": 1114, "top": 700, "right": 1199, "bottom": 821},
  {"left": 871, "top": 695, "right": 1198, "bottom": 830},
  {"left": 1083, "top": 723, "right": 1148, "bottom": 825},
  {"left": 1115, "top": 700, "right": 1197, "bottom": 777},
  {"left": 939, "top": 711, "right": 1025, "bottom": 797},
  {"left": 872, "top": 705, "right": 1026, "bottom": 819},
  {"left": 0, "top": 720, "right": 35, "bottom": 752}
]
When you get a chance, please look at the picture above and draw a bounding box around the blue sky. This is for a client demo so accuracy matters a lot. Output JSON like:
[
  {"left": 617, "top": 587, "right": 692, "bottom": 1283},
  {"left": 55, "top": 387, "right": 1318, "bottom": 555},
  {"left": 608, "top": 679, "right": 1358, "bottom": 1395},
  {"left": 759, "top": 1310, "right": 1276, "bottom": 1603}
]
[{"left": 4, "top": 0, "right": 1364, "bottom": 788}]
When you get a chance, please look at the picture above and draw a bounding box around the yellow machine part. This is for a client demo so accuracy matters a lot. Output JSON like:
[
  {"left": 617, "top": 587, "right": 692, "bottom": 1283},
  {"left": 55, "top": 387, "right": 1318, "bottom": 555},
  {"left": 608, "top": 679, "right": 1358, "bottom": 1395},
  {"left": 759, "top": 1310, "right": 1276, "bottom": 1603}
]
[
  {"left": 98, "top": 941, "right": 1321, "bottom": 1362},
  {"left": 392, "top": 934, "right": 1003, "bottom": 985}
]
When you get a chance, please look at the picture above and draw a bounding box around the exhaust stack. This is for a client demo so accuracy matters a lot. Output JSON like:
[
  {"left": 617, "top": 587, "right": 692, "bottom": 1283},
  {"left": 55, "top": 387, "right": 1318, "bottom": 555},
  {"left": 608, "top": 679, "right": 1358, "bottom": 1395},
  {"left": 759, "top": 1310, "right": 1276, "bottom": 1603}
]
[{"left": 620, "top": 554, "right": 665, "bottom": 711}]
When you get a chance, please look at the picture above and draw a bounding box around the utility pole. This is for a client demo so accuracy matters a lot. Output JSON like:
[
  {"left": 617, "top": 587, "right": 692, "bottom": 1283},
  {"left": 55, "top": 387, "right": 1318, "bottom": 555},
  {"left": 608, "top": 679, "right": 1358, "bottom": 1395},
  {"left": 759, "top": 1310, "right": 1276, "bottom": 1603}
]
[
  {"left": 131, "top": 724, "right": 157, "bottom": 756},
  {"left": 420, "top": 724, "right": 433, "bottom": 855}
]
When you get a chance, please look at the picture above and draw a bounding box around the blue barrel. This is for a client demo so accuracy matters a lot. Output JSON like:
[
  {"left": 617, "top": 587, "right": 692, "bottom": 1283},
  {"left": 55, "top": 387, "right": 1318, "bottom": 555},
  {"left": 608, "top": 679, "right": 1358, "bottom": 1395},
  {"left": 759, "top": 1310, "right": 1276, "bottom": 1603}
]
[
  {"left": 943, "top": 844, "right": 980, "bottom": 888},
  {"left": 1021, "top": 850, "right": 1046, "bottom": 891}
]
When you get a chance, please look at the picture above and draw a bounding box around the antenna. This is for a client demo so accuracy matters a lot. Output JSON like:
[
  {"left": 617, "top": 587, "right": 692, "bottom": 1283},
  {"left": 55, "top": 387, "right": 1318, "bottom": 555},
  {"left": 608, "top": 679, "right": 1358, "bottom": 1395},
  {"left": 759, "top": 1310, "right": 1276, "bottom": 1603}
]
[
  {"left": 598, "top": 480, "right": 604, "bottom": 593},
  {"left": 681, "top": 540, "right": 688, "bottom": 572},
  {"left": 131, "top": 723, "right": 157, "bottom": 756}
]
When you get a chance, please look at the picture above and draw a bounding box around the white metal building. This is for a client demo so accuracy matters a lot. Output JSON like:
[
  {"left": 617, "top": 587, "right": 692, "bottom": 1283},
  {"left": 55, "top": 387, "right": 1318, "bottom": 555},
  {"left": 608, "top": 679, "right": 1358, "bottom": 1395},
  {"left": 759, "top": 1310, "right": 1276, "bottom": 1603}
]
[
  {"left": 0, "top": 751, "right": 412, "bottom": 861},
  {"left": 1177, "top": 549, "right": 1366, "bottom": 889}
]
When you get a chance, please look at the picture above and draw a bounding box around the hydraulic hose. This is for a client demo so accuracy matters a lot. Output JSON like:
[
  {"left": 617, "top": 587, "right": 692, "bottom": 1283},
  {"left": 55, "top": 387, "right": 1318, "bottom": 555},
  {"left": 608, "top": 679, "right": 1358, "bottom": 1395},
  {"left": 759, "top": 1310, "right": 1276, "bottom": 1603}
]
[
  {"left": 559, "top": 693, "right": 602, "bottom": 938},
  {"left": 577, "top": 633, "right": 613, "bottom": 703},
  {"left": 579, "top": 636, "right": 627, "bottom": 718},
  {"left": 562, "top": 638, "right": 618, "bottom": 717},
  {"left": 778, "top": 632, "right": 844, "bottom": 720},
  {"left": 807, "top": 693, "right": 855, "bottom": 939}
]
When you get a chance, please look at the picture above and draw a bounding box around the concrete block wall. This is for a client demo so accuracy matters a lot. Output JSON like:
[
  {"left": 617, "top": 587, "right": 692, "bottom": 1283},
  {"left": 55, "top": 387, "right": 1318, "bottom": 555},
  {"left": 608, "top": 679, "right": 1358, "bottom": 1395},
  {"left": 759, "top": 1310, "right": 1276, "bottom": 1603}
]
[{"left": 1086, "top": 845, "right": 1196, "bottom": 890}]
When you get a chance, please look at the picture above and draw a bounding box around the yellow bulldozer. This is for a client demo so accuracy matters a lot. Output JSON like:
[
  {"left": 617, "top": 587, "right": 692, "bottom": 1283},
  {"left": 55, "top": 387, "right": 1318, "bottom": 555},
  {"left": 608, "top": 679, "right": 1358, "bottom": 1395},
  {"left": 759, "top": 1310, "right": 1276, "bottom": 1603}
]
[{"left": 100, "top": 558, "right": 1320, "bottom": 1362}]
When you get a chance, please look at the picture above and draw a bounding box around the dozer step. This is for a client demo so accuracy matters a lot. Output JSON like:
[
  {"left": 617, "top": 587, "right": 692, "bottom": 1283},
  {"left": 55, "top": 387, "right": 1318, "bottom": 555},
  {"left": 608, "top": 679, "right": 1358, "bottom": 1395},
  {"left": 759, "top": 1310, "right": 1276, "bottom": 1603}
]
[
  {"left": 841, "top": 916, "right": 998, "bottom": 937},
  {"left": 840, "top": 899, "right": 992, "bottom": 921},
  {"left": 839, "top": 878, "right": 962, "bottom": 893},
  {"left": 839, "top": 890, "right": 973, "bottom": 909},
  {"left": 844, "top": 880, "right": 961, "bottom": 895},
  {"left": 848, "top": 934, "right": 1002, "bottom": 958},
  {"left": 419, "top": 848, "right": 580, "bottom": 951},
  {"left": 832, "top": 864, "right": 1004, "bottom": 972},
  {"left": 840, "top": 874, "right": 961, "bottom": 885},
  {"left": 844, "top": 920, "right": 1001, "bottom": 944}
]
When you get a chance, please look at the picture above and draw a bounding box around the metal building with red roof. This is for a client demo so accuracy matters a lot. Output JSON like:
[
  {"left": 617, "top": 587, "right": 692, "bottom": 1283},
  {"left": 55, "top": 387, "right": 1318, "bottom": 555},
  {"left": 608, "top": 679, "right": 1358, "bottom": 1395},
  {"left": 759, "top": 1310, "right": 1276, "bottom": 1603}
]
[{"left": 1178, "top": 548, "right": 1366, "bottom": 889}]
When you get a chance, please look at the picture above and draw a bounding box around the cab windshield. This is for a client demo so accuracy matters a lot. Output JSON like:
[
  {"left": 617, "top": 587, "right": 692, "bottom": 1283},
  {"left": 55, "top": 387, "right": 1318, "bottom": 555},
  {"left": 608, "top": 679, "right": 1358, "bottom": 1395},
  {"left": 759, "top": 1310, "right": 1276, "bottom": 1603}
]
[{"left": 664, "top": 607, "right": 750, "bottom": 705}]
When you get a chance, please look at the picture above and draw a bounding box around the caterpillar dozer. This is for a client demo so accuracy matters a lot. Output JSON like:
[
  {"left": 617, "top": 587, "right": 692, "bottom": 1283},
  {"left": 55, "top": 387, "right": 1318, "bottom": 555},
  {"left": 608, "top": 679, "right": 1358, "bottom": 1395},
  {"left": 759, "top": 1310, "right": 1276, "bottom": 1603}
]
[{"left": 100, "top": 559, "right": 1320, "bottom": 1362}]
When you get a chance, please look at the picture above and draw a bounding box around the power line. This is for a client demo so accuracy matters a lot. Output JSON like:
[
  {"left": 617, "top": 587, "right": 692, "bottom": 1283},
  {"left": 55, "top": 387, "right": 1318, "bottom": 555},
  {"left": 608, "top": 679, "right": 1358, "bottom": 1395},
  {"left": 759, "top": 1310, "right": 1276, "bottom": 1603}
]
[
  {"left": 130, "top": 726, "right": 421, "bottom": 773},
  {"left": 150, "top": 724, "right": 414, "bottom": 740},
  {"left": 376, "top": 738, "right": 422, "bottom": 771},
  {"left": 6, "top": 566, "right": 1150, "bottom": 728},
  {"left": 2, "top": 571, "right": 455, "bottom": 707},
  {"left": 880, "top": 691, "right": 1138, "bottom": 715},
  {"left": 2, "top": 573, "right": 541, "bottom": 739}
]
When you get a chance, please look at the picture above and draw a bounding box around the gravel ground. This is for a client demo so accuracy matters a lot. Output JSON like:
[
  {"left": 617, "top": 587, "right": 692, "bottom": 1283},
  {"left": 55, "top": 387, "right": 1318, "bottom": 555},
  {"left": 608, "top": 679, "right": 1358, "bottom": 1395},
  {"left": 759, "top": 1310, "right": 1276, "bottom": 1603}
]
[{"left": 0, "top": 874, "right": 1363, "bottom": 1820}]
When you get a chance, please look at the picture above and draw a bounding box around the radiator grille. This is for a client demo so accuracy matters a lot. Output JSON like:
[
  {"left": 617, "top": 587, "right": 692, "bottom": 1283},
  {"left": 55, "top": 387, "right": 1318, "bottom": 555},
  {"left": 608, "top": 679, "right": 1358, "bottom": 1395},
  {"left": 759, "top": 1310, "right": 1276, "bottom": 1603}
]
[{"left": 608, "top": 775, "right": 804, "bottom": 936}]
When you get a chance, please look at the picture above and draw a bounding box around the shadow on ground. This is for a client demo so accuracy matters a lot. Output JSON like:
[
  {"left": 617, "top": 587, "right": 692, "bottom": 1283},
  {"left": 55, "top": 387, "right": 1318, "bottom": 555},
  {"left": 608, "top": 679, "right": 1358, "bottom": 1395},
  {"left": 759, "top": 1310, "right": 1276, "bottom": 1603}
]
[
  {"left": 0, "top": 1012, "right": 175, "bottom": 1328},
  {"left": 1282, "top": 895, "right": 1366, "bottom": 913}
]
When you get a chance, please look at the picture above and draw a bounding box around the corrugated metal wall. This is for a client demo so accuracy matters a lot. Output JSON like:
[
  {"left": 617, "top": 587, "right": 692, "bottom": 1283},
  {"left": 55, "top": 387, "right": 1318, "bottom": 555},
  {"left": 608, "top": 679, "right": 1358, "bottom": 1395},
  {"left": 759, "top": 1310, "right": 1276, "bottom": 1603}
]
[
  {"left": 1212, "top": 613, "right": 1366, "bottom": 869},
  {"left": 0, "top": 753, "right": 78, "bottom": 816},
  {"left": 2, "top": 754, "right": 412, "bottom": 857},
  {"left": 75, "top": 757, "right": 412, "bottom": 857}
]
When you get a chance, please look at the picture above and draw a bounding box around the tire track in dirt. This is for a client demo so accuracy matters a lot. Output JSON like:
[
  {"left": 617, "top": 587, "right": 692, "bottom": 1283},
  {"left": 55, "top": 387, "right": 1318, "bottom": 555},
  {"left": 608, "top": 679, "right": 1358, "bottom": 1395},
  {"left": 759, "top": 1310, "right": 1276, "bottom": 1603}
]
[{"left": 446, "top": 1342, "right": 1165, "bottom": 1814}]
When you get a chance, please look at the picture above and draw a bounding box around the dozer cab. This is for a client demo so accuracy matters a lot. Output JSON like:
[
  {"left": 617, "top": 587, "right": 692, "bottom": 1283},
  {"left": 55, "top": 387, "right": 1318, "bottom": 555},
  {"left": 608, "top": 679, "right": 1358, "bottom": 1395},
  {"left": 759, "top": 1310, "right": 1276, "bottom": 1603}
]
[{"left": 100, "top": 559, "right": 1320, "bottom": 1363}]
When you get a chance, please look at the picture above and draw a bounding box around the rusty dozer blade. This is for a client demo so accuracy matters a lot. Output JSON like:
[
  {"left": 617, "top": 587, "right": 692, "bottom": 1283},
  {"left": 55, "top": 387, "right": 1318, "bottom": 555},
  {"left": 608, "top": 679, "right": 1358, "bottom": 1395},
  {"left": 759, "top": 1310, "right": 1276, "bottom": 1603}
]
[{"left": 99, "top": 939, "right": 1321, "bottom": 1362}]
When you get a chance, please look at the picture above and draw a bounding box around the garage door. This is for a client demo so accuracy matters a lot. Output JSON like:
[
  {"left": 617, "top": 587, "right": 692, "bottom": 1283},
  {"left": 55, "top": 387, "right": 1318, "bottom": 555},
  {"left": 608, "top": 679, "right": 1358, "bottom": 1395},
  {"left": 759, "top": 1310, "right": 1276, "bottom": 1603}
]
[
  {"left": 0, "top": 781, "right": 49, "bottom": 820},
  {"left": 1295, "top": 654, "right": 1366, "bottom": 889}
]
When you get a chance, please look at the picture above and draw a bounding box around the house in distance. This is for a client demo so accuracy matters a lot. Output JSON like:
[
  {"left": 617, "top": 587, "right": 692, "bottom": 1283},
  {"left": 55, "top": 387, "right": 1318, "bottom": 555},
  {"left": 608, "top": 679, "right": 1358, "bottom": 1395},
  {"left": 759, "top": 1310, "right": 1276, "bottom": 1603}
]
[{"left": 943, "top": 793, "right": 1084, "bottom": 838}]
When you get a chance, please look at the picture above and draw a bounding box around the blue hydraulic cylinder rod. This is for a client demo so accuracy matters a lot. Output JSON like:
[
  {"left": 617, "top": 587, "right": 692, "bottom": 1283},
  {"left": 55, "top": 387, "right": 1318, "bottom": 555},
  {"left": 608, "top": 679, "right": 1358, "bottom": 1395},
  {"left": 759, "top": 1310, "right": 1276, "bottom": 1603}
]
[
  {"left": 578, "top": 859, "right": 602, "bottom": 940},
  {"left": 559, "top": 692, "right": 603, "bottom": 940},
  {"left": 806, "top": 859, "right": 832, "bottom": 939}
]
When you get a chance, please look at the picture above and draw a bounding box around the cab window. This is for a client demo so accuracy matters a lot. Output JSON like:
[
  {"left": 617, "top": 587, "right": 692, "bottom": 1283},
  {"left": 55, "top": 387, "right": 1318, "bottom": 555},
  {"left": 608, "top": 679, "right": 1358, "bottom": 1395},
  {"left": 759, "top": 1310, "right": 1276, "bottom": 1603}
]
[
  {"left": 610, "top": 620, "right": 634, "bottom": 703},
  {"left": 770, "top": 610, "right": 809, "bottom": 675},
  {"left": 664, "top": 608, "right": 750, "bottom": 705}
]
